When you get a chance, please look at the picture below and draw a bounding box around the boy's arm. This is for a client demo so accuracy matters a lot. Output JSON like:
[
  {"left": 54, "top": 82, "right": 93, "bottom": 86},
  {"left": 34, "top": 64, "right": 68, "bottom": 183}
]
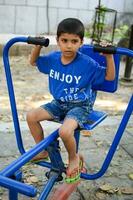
[
  {"left": 104, "top": 54, "right": 115, "bottom": 81},
  {"left": 29, "top": 45, "right": 42, "bottom": 66}
]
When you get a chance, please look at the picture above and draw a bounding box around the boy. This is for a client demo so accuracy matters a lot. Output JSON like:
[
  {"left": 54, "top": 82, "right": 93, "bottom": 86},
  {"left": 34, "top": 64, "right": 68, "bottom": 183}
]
[{"left": 27, "top": 18, "right": 115, "bottom": 183}]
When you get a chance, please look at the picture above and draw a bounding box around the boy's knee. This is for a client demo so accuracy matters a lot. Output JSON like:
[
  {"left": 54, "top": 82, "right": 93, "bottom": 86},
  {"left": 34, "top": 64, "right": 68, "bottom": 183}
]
[
  {"left": 59, "top": 126, "right": 72, "bottom": 141},
  {"left": 26, "top": 110, "right": 37, "bottom": 122}
]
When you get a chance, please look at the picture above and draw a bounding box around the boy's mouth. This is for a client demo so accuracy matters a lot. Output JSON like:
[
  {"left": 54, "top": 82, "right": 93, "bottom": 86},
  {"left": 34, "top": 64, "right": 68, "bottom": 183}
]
[{"left": 64, "top": 51, "right": 73, "bottom": 54}]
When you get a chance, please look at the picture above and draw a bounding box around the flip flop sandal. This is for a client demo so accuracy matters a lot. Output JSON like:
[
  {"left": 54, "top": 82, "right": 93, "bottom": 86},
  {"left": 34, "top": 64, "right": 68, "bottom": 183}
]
[
  {"left": 31, "top": 156, "right": 49, "bottom": 163},
  {"left": 65, "top": 167, "right": 80, "bottom": 184},
  {"left": 65, "top": 159, "right": 83, "bottom": 184},
  {"left": 25, "top": 156, "right": 49, "bottom": 165},
  {"left": 79, "top": 154, "right": 87, "bottom": 173}
]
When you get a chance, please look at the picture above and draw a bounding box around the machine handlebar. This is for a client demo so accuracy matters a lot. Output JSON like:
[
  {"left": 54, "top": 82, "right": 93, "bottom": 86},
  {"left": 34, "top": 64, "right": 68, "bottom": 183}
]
[
  {"left": 3, "top": 36, "right": 133, "bottom": 58},
  {"left": 93, "top": 44, "right": 117, "bottom": 54},
  {"left": 27, "top": 36, "right": 49, "bottom": 47}
]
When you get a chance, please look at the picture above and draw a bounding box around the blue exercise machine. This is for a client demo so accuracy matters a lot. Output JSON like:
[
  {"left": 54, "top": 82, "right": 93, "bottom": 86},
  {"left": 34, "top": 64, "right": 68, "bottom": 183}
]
[{"left": 0, "top": 36, "right": 133, "bottom": 200}]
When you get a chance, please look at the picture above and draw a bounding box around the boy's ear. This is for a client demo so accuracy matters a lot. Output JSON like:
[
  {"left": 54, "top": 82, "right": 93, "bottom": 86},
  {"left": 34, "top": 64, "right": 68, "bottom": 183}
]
[
  {"left": 56, "top": 37, "right": 60, "bottom": 46},
  {"left": 80, "top": 39, "right": 84, "bottom": 47},
  {"left": 56, "top": 37, "right": 59, "bottom": 42}
]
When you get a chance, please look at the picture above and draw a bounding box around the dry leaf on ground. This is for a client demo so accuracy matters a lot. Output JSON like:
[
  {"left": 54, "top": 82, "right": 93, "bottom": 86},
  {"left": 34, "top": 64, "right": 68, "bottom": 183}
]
[
  {"left": 121, "top": 187, "right": 133, "bottom": 194},
  {"left": 26, "top": 176, "right": 38, "bottom": 184},
  {"left": 128, "top": 173, "right": 133, "bottom": 180},
  {"left": 81, "top": 130, "right": 93, "bottom": 137},
  {"left": 99, "top": 184, "right": 119, "bottom": 194}
]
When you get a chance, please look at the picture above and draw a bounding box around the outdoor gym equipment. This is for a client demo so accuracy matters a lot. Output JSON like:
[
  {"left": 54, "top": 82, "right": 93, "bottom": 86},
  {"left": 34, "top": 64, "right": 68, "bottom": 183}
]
[{"left": 0, "top": 36, "right": 133, "bottom": 200}]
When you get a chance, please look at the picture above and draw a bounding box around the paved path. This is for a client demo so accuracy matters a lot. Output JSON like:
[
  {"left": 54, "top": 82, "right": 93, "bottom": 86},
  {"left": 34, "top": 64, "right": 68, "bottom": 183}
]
[{"left": 0, "top": 113, "right": 133, "bottom": 200}]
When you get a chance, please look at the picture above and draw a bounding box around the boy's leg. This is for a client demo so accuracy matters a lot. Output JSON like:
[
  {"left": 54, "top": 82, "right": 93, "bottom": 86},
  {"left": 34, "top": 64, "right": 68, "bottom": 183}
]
[
  {"left": 59, "top": 118, "right": 80, "bottom": 178},
  {"left": 26, "top": 107, "right": 53, "bottom": 160}
]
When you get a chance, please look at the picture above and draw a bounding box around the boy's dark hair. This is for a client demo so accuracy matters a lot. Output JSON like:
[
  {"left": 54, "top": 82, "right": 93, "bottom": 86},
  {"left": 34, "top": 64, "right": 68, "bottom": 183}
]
[{"left": 57, "top": 18, "right": 85, "bottom": 40}]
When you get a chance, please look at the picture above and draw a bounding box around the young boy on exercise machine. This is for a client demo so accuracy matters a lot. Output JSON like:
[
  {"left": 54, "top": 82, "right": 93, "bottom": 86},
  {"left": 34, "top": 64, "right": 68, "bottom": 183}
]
[{"left": 27, "top": 18, "right": 115, "bottom": 183}]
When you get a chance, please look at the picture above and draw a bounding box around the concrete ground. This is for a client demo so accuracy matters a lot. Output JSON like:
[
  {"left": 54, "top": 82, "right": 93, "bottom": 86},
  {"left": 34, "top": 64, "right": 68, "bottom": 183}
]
[
  {"left": 0, "top": 35, "right": 133, "bottom": 200},
  {"left": 0, "top": 115, "right": 133, "bottom": 200}
]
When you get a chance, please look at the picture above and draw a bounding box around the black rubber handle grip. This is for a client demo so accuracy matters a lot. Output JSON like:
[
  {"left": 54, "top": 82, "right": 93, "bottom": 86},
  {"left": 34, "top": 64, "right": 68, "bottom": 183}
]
[
  {"left": 27, "top": 36, "right": 49, "bottom": 47},
  {"left": 93, "top": 44, "right": 117, "bottom": 54}
]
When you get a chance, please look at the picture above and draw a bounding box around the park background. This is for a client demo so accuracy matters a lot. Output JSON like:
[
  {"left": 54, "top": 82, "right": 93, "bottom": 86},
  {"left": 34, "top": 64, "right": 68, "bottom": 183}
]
[{"left": 0, "top": 0, "right": 133, "bottom": 35}]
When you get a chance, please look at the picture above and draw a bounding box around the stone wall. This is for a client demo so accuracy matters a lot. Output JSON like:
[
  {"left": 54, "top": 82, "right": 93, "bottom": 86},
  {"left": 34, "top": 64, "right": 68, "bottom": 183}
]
[{"left": 0, "top": 0, "right": 133, "bottom": 35}]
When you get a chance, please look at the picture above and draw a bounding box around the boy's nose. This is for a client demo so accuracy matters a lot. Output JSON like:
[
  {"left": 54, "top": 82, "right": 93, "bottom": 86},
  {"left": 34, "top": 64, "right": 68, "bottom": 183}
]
[{"left": 67, "top": 41, "right": 72, "bottom": 48}]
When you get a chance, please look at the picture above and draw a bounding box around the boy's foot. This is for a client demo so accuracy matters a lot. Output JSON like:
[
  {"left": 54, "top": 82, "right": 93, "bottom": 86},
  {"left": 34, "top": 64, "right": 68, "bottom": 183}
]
[
  {"left": 65, "top": 155, "right": 83, "bottom": 184},
  {"left": 31, "top": 151, "right": 49, "bottom": 163},
  {"left": 79, "top": 154, "right": 87, "bottom": 173}
]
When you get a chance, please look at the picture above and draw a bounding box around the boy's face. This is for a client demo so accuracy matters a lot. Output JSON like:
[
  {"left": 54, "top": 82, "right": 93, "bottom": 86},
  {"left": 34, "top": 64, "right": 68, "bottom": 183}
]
[{"left": 57, "top": 33, "right": 83, "bottom": 60}]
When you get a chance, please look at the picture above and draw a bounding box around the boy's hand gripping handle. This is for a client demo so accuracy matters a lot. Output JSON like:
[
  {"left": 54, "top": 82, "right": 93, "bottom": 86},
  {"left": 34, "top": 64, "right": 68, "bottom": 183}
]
[
  {"left": 93, "top": 44, "right": 117, "bottom": 54},
  {"left": 27, "top": 36, "right": 49, "bottom": 47}
]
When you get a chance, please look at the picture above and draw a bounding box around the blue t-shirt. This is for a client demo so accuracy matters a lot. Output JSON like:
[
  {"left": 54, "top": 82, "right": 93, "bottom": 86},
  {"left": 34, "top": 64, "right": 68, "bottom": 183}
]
[{"left": 36, "top": 51, "right": 106, "bottom": 104}]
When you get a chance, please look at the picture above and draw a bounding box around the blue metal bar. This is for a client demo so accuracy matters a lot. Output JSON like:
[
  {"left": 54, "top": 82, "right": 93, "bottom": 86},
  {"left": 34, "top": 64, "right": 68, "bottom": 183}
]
[
  {"left": 0, "top": 175, "right": 37, "bottom": 197},
  {"left": 81, "top": 94, "right": 133, "bottom": 180},
  {"left": 74, "top": 130, "right": 80, "bottom": 152},
  {"left": 116, "top": 47, "right": 133, "bottom": 57},
  {"left": 47, "top": 140, "right": 65, "bottom": 171},
  {"left": 0, "top": 129, "right": 58, "bottom": 177},
  {"left": 9, "top": 189, "right": 18, "bottom": 200},
  {"left": 3, "top": 37, "right": 28, "bottom": 155},
  {"left": 38, "top": 174, "right": 59, "bottom": 200},
  {"left": 82, "top": 45, "right": 133, "bottom": 58},
  {"left": 9, "top": 170, "right": 22, "bottom": 200}
]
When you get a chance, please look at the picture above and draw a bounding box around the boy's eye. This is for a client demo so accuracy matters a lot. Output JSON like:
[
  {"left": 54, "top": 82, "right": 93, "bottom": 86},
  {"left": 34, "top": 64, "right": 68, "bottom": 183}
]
[
  {"left": 72, "top": 39, "right": 79, "bottom": 44},
  {"left": 61, "top": 38, "right": 79, "bottom": 44},
  {"left": 62, "top": 39, "right": 68, "bottom": 43}
]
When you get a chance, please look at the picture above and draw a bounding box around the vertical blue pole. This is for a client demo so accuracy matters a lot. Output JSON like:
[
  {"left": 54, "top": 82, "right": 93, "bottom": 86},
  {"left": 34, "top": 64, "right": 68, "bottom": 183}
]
[
  {"left": 9, "top": 170, "right": 22, "bottom": 200},
  {"left": 74, "top": 130, "right": 80, "bottom": 152},
  {"left": 3, "top": 37, "right": 28, "bottom": 155},
  {"left": 38, "top": 174, "right": 59, "bottom": 200},
  {"left": 9, "top": 190, "right": 18, "bottom": 200}
]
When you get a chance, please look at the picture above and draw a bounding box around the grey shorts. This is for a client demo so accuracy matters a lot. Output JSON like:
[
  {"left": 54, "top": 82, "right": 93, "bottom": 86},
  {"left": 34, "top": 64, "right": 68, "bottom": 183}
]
[{"left": 41, "top": 99, "right": 92, "bottom": 128}]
